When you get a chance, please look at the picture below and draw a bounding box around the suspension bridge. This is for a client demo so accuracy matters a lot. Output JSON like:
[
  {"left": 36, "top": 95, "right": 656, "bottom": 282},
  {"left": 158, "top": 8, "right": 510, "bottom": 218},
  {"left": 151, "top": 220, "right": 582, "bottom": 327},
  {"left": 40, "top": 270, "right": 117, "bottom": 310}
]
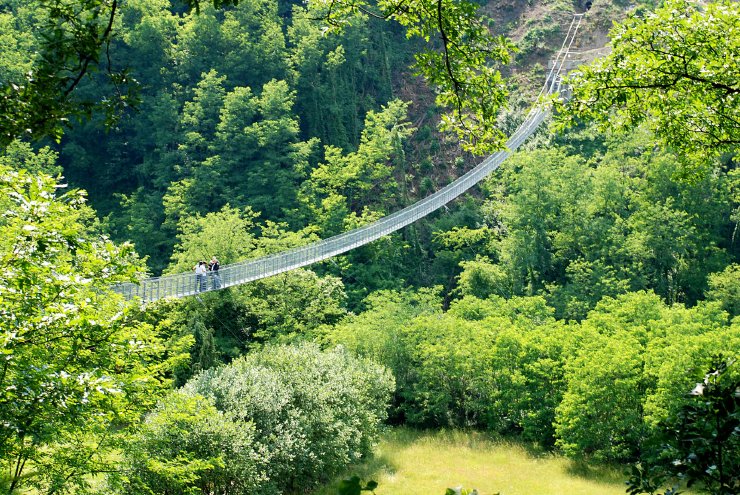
[{"left": 115, "top": 13, "right": 586, "bottom": 303}]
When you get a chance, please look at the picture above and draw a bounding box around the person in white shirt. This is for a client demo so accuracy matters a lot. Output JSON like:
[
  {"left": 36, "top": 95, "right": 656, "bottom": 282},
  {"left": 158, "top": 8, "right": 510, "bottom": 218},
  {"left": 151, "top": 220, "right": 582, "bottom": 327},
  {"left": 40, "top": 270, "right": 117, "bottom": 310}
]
[{"left": 193, "top": 261, "right": 207, "bottom": 292}]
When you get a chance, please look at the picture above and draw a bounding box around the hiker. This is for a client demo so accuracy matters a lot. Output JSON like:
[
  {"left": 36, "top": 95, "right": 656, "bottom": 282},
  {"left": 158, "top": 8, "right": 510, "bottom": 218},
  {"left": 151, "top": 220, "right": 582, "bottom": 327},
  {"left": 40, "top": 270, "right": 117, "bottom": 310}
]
[
  {"left": 209, "top": 256, "right": 221, "bottom": 289},
  {"left": 194, "top": 260, "right": 207, "bottom": 292}
]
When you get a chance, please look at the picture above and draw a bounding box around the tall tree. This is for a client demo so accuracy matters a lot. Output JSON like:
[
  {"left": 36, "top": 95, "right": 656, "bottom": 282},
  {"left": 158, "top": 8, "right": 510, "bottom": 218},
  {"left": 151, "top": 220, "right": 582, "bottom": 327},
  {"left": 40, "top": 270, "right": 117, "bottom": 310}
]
[
  {"left": 212, "top": 79, "right": 308, "bottom": 218},
  {"left": 298, "top": 99, "right": 413, "bottom": 234},
  {"left": 166, "top": 204, "right": 260, "bottom": 274},
  {"left": 0, "top": 165, "right": 189, "bottom": 493},
  {"left": 562, "top": 0, "right": 740, "bottom": 158}
]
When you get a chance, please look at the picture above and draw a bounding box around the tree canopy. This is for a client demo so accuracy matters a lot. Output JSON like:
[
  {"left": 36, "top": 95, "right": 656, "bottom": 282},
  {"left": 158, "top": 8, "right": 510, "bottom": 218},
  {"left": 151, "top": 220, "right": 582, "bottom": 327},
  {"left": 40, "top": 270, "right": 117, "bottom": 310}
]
[
  {"left": 0, "top": 164, "right": 190, "bottom": 492},
  {"left": 562, "top": 0, "right": 740, "bottom": 158},
  {"left": 1, "top": 0, "right": 517, "bottom": 154}
]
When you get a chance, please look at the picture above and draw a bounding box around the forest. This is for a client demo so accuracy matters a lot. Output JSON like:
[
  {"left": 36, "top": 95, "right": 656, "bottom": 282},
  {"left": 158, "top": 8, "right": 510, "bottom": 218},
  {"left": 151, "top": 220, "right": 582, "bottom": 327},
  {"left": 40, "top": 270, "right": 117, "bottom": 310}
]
[{"left": 0, "top": 0, "right": 738, "bottom": 493}]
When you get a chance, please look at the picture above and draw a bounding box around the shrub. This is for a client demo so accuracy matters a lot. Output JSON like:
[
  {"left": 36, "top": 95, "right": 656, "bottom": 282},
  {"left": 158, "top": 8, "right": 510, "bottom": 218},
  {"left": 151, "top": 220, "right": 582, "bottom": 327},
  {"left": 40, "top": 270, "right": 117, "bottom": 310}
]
[
  {"left": 115, "top": 393, "right": 266, "bottom": 495},
  {"left": 399, "top": 295, "right": 575, "bottom": 442},
  {"left": 116, "top": 343, "right": 394, "bottom": 494},
  {"left": 554, "top": 294, "right": 740, "bottom": 463},
  {"left": 555, "top": 333, "right": 647, "bottom": 462},
  {"left": 706, "top": 264, "right": 740, "bottom": 317},
  {"left": 186, "top": 343, "right": 394, "bottom": 493},
  {"left": 324, "top": 288, "right": 441, "bottom": 421}
]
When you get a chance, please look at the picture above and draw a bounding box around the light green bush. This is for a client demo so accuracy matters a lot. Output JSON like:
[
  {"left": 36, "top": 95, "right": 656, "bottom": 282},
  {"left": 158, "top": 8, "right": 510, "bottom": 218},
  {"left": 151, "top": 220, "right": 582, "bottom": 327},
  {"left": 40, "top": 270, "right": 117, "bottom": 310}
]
[
  {"left": 115, "top": 393, "right": 266, "bottom": 495},
  {"left": 116, "top": 343, "right": 394, "bottom": 494},
  {"left": 554, "top": 293, "right": 740, "bottom": 462},
  {"left": 555, "top": 333, "right": 646, "bottom": 462},
  {"left": 187, "top": 343, "right": 394, "bottom": 493},
  {"left": 399, "top": 295, "right": 575, "bottom": 441},
  {"left": 706, "top": 264, "right": 740, "bottom": 317}
]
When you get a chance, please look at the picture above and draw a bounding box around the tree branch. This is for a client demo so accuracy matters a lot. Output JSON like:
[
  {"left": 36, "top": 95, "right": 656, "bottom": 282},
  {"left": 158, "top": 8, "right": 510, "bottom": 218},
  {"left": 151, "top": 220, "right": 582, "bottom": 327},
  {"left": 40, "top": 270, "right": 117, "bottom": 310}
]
[
  {"left": 435, "top": 0, "right": 463, "bottom": 115},
  {"left": 63, "top": 0, "right": 118, "bottom": 98}
]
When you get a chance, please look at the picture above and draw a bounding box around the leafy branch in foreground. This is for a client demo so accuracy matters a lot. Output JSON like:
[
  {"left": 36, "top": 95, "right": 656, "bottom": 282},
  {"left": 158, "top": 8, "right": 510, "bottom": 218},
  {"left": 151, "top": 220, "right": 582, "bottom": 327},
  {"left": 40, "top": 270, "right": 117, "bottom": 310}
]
[
  {"left": 560, "top": 0, "right": 740, "bottom": 159},
  {"left": 626, "top": 356, "right": 740, "bottom": 495},
  {"left": 338, "top": 476, "right": 378, "bottom": 495},
  {"left": 307, "top": 0, "right": 515, "bottom": 155},
  {"left": 0, "top": 0, "right": 235, "bottom": 148},
  {"left": 0, "top": 165, "right": 190, "bottom": 493},
  {"left": 1, "top": 0, "right": 122, "bottom": 146}
]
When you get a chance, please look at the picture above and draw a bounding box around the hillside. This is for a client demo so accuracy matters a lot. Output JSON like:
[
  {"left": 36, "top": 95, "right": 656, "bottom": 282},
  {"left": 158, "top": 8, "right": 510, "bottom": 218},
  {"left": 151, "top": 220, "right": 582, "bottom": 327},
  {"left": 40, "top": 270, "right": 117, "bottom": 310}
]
[{"left": 1, "top": 1, "right": 738, "bottom": 493}]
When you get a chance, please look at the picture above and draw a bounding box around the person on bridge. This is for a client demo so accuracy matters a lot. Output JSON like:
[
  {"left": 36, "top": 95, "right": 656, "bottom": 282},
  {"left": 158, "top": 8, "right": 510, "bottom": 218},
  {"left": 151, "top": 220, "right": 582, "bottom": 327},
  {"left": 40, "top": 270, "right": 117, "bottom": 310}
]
[
  {"left": 209, "top": 256, "right": 221, "bottom": 289},
  {"left": 194, "top": 260, "right": 208, "bottom": 292}
]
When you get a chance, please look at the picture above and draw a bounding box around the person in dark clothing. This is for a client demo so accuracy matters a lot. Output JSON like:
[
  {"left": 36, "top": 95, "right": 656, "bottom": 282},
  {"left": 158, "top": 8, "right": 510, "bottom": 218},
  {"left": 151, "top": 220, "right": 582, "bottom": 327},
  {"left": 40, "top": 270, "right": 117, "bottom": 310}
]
[{"left": 209, "top": 256, "right": 221, "bottom": 289}]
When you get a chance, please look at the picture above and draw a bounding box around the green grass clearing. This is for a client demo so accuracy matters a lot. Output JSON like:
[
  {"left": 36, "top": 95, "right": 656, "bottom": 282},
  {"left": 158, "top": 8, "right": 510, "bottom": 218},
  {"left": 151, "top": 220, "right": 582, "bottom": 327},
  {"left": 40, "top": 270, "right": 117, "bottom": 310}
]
[{"left": 315, "top": 428, "right": 633, "bottom": 495}]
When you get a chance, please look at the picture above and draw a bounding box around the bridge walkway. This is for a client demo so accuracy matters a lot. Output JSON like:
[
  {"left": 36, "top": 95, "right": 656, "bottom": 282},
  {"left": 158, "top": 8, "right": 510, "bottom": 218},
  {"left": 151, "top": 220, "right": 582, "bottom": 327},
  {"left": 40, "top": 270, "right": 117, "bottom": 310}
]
[{"left": 116, "top": 13, "right": 585, "bottom": 303}]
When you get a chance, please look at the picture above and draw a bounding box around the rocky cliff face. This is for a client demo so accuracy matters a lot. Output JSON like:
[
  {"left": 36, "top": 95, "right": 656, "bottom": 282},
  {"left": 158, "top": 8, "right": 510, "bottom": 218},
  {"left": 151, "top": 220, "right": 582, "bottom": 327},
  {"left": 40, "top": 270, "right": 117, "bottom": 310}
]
[{"left": 484, "top": 0, "right": 655, "bottom": 96}]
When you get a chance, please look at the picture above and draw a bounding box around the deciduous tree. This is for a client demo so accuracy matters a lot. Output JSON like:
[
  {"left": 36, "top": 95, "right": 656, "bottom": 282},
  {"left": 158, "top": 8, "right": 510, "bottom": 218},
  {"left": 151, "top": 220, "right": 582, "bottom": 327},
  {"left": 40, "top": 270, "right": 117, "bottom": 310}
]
[
  {"left": 562, "top": 0, "right": 740, "bottom": 158},
  {"left": 0, "top": 166, "right": 189, "bottom": 493}
]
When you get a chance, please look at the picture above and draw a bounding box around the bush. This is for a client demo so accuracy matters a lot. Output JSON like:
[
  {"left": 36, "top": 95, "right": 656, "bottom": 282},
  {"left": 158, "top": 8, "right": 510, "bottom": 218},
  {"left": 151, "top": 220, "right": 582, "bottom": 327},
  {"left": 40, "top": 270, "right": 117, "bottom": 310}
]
[
  {"left": 116, "top": 343, "right": 394, "bottom": 494},
  {"left": 399, "top": 295, "right": 574, "bottom": 441},
  {"left": 114, "top": 393, "right": 266, "bottom": 495},
  {"left": 324, "top": 288, "right": 441, "bottom": 421},
  {"left": 706, "top": 264, "right": 740, "bottom": 317},
  {"left": 555, "top": 333, "right": 647, "bottom": 462},
  {"left": 554, "top": 293, "right": 740, "bottom": 463},
  {"left": 399, "top": 312, "right": 496, "bottom": 427},
  {"left": 191, "top": 343, "right": 393, "bottom": 492}
]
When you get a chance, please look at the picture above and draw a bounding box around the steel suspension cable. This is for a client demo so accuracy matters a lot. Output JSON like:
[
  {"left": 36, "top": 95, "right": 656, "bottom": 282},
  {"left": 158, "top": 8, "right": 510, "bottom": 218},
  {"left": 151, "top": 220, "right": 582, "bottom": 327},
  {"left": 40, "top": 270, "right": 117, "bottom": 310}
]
[{"left": 115, "top": 14, "right": 584, "bottom": 304}]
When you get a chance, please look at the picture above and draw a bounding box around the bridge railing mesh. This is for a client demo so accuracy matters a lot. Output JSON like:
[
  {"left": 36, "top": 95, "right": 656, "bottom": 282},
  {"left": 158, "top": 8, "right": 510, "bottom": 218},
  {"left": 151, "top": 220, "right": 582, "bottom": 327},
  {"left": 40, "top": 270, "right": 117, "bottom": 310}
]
[{"left": 114, "top": 14, "right": 584, "bottom": 303}]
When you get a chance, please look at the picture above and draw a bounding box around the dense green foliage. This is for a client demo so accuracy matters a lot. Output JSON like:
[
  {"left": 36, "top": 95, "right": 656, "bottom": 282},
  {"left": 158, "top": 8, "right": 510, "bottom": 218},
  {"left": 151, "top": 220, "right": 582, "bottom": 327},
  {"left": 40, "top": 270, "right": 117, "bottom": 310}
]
[
  {"left": 2, "top": 0, "right": 740, "bottom": 493},
  {"left": 116, "top": 344, "right": 394, "bottom": 494},
  {"left": 113, "top": 393, "right": 264, "bottom": 495},
  {"left": 0, "top": 164, "right": 190, "bottom": 493},
  {"left": 327, "top": 289, "right": 740, "bottom": 467},
  {"left": 0, "top": 0, "right": 518, "bottom": 157},
  {"left": 435, "top": 127, "right": 738, "bottom": 319}
]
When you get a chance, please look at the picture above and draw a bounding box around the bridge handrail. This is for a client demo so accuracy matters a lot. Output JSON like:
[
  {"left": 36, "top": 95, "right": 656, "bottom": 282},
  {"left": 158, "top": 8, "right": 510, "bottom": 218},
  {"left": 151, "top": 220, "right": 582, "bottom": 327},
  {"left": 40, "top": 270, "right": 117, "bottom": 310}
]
[{"left": 114, "top": 13, "right": 584, "bottom": 303}]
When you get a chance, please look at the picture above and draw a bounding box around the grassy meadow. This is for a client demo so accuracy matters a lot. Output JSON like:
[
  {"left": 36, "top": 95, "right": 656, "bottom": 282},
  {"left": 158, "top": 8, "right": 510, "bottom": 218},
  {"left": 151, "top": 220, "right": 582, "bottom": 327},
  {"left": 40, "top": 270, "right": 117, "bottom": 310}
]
[{"left": 316, "top": 428, "right": 631, "bottom": 495}]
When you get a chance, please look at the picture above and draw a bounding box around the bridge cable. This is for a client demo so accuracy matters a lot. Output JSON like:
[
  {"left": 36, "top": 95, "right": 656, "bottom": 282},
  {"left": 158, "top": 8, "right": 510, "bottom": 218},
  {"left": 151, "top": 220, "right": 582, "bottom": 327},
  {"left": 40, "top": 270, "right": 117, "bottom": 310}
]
[{"left": 115, "top": 13, "right": 586, "bottom": 304}]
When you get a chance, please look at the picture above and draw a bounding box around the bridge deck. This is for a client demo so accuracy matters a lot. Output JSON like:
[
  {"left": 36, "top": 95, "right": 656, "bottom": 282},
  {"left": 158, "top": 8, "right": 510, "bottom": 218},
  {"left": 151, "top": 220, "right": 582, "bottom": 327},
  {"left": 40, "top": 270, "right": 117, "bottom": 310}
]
[{"left": 115, "top": 14, "right": 586, "bottom": 303}]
